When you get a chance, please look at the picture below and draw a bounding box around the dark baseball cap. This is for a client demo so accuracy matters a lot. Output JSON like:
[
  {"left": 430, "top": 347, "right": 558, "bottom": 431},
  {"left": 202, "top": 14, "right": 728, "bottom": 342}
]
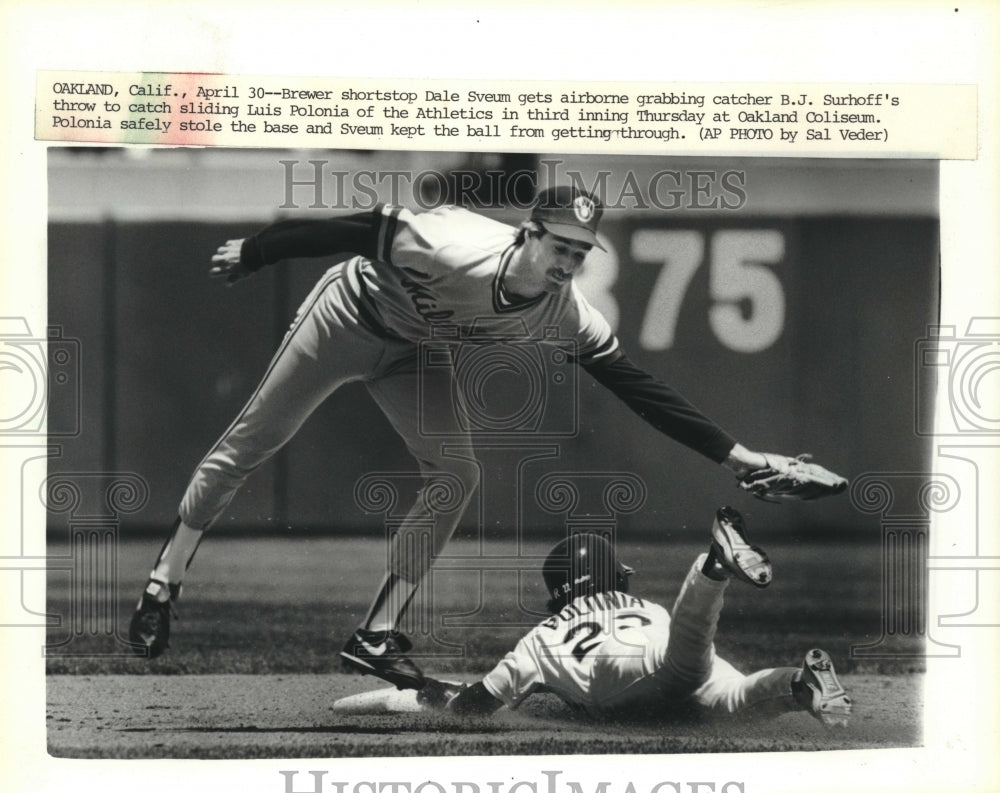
[{"left": 530, "top": 186, "right": 606, "bottom": 251}]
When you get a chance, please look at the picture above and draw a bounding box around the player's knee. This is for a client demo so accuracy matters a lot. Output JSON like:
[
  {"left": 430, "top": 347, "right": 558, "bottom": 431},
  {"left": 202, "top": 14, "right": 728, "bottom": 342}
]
[
  {"left": 420, "top": 462, "right": 479, "bottom": 513},
  {"left": 663, "top": 654, "right": 713, "bottom": 692}
]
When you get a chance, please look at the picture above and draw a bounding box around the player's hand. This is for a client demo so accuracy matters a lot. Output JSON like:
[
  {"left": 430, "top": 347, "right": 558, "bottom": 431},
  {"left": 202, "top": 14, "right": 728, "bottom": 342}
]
[
  {"left": 209, "top": 239, "right": 252, "bottom": 285},
  {"left": 755, "top": 453, "right": 797, "bottom": 474},
  {"left": 416, "top": 678, "right": 466, "bottom": 710},
  {"left": 721, "top": 444, "right": 790, "bottom": 478}
]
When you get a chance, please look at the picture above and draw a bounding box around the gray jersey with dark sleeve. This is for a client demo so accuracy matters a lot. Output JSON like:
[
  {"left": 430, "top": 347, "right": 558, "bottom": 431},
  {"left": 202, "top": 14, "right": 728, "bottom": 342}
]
[{"left": 357, "top": 204, "right": 620, "bottom": 364}]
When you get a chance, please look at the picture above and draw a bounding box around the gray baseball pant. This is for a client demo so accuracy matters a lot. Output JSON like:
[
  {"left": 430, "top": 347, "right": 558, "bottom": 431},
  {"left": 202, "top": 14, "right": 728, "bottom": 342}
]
[{"left": 179, "top": 261, "right": 480, "bottom": 583}]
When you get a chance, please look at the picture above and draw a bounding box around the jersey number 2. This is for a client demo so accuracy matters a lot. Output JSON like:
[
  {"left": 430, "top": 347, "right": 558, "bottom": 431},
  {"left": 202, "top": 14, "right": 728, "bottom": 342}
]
[
  {"left": 563, "top": 615, "right": 653, "bottom": 661},
  {"left": 563, "top": 622, "right": 602, "bottom": 662}
]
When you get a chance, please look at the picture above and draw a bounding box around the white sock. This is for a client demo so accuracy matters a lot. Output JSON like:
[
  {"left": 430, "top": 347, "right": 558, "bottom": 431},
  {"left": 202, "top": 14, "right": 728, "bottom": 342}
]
[
  {"left": 151, "top": 520, "right": 203, "bottom": 588},
  {"left": 364, "top": 574, "right": 419, "bottom": 634}
]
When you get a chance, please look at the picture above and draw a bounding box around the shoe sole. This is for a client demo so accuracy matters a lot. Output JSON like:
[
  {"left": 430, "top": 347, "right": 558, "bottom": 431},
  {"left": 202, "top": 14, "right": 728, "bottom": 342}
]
[
  {"left": 339, "top": 650, "right": 425, "bottom": 691},
  {"left": 804, "top": 648, "right": 852, "bottom": 727},
  {"left": 712, "top": 507, "right": 772, "bottom": 587}
]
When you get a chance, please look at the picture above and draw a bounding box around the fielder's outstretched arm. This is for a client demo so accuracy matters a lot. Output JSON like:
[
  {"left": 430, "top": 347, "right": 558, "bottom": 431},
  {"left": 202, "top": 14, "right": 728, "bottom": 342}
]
[
  {"left": 582, "top": 351, "right": 736, "bottom": 461},
  {"left": 581, "top": 352, "right": 778, "bottom": 476},
  {"left": 209, "top": 212, "right": 382, "bottom": 284}
]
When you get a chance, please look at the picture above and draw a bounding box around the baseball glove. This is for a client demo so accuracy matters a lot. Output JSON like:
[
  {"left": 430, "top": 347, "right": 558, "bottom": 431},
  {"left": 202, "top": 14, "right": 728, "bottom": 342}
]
[{"left": 739, "top": 454, "right": 848, "bottom": 503}]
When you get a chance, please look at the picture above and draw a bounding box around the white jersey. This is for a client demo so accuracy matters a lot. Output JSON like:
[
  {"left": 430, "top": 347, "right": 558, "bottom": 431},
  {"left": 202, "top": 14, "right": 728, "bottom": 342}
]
[
  {"left": 356, "top": 204, "right": 619, "bottom": 365},
  {"left": 481, "top": 590, "right": 674, "bottom": 714}
]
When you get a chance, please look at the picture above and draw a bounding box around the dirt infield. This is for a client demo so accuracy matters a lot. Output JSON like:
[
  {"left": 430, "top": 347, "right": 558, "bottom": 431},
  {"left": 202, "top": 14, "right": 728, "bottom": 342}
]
[{"left": 47, "top": 672, "right": 921, "bottom": 758}]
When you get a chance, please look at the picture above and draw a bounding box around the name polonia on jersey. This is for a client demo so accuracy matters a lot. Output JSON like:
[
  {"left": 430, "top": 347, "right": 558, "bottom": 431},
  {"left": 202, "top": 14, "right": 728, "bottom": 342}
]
[{"left": 539, "top": 591, "right": 650, "bottom": 631}]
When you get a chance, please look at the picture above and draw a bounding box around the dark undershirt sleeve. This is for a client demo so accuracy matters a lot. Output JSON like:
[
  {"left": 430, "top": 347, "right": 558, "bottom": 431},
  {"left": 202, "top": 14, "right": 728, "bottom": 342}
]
[
  {"left": 448, "top": 681, "right": 505, "bottom": 717},
  {"left": 239, "top": 211, "right": 381, "bottom": 271},
  {"left": 582, "top": 351, "right": 737, "bottom": 463}
]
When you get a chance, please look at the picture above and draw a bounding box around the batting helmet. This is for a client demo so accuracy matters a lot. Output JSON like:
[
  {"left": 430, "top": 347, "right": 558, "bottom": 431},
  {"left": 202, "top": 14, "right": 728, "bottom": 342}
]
[{"left": 542, "top": 533, "right": 633, "bottom": 613}]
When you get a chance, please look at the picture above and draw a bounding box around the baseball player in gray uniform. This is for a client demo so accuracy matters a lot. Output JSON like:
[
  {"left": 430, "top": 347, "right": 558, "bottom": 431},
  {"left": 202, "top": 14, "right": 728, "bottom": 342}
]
[
  {"left": 423, "top": 508, "right": 852, "bottom": 727},
  {"left": 129, "top": 185, "right": 800, "bottom": 690}
]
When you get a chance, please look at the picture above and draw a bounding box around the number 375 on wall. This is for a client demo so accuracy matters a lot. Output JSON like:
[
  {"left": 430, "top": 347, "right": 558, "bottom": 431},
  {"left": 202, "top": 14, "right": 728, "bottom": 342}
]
[{"left": 578, "top": 229, "right": 786, "bottom": 354}]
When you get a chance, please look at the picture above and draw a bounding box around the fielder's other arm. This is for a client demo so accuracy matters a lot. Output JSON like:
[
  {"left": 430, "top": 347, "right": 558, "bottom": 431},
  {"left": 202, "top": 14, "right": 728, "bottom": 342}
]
[{"left": 208, "top": 213, "right": 384, "bottom": 284}]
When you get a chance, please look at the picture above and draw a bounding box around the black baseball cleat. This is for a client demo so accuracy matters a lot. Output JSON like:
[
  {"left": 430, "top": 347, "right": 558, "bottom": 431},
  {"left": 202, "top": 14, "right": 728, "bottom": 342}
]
[
  {"left": 798, "top": 648, "right": 852, "bottom": 727},
  {"left": 711, "top": 506, "right": 773, "bottom": 587},
  {"left": 340, "top": 628, "right": 426, "bottom": 690},
  {"left": 128, "top": 579, "right": 181, "bottom": 658}
]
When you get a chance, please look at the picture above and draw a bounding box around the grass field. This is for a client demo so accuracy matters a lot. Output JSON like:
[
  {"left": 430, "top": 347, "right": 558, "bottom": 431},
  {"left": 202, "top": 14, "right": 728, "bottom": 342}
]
[{"left": 44, "top": 534, "right": 922, "bottom": 757}]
